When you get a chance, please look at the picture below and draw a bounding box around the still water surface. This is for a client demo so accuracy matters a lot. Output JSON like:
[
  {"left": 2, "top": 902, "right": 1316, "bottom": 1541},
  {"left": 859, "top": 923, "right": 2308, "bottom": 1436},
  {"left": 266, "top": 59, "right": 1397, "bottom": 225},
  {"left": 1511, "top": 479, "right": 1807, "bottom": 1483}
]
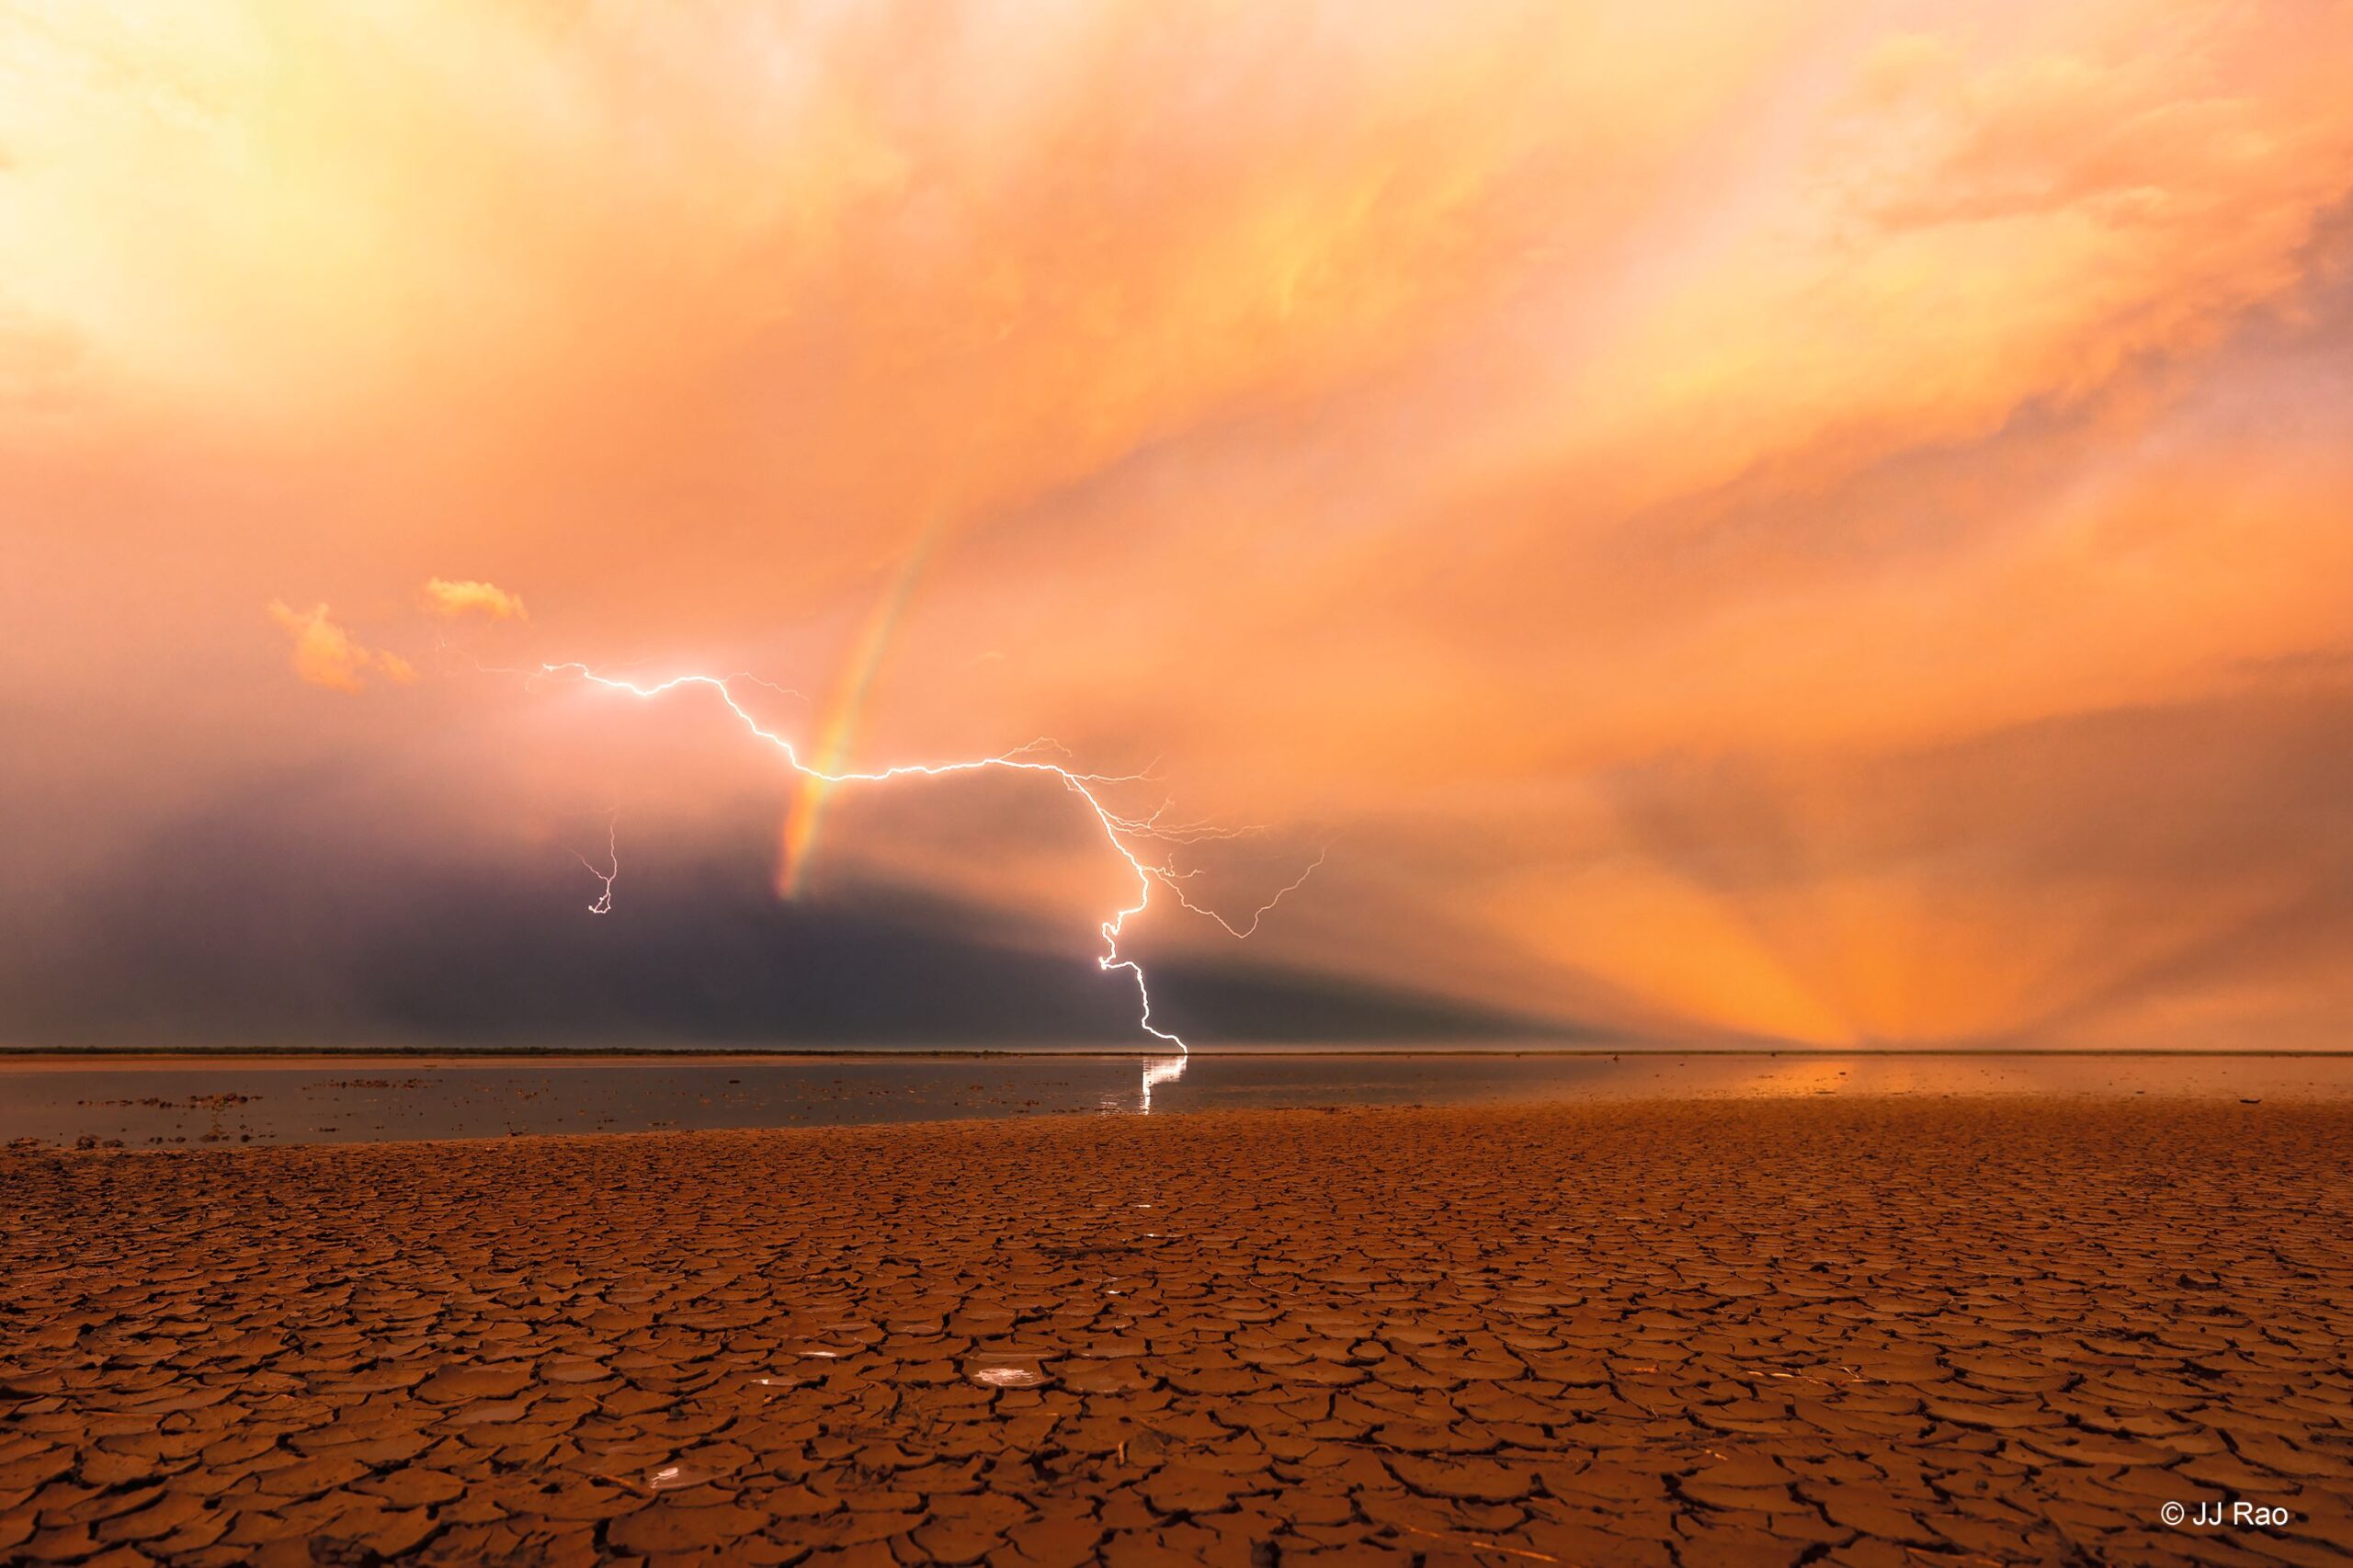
[{"left": 5, "top": 1049, "right": 2348, "bottom": 1148}]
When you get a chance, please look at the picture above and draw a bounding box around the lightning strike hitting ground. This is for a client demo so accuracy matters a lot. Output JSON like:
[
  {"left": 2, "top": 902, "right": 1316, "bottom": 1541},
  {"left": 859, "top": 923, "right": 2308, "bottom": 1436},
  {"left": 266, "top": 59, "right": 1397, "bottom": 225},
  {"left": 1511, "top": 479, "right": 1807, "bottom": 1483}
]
[{"left": 539, "top": 663, "right": 1322, "bottom": 1051}]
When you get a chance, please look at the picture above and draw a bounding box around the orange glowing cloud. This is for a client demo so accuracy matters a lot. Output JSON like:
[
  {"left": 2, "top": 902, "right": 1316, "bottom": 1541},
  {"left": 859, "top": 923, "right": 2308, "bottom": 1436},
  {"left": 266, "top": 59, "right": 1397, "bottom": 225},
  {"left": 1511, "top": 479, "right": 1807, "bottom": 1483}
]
[
  {"left": 424, "top": 577, "right": 529, "bottom": 621},
  {"left": 265, "top": 602, "right": 417, "bottom": 694}
]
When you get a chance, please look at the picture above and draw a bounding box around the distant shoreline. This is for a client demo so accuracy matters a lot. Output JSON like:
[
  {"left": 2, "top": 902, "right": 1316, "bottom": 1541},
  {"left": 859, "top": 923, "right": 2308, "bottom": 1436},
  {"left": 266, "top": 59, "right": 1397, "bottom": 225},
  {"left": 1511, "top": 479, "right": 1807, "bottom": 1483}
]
[{"left": 3, "top": 1043, "right": 2348, "bottom": 1064}]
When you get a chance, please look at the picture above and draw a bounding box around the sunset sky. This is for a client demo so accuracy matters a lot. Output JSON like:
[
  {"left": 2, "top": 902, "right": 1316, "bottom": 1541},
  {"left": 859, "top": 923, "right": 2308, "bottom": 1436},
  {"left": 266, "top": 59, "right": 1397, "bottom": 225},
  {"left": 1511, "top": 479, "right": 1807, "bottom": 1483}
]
[{"left": 6, "top": 1, "right": 2351, "bottom": 1049}]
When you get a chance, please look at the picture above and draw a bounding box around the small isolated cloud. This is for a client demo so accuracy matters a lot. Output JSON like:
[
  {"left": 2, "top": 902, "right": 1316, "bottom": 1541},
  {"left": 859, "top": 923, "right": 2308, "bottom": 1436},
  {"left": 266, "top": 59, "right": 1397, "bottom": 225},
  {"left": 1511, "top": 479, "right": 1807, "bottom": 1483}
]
[
  {"left": 266, "top": 601, "right": 418, "bottom": 693},
  {"left": 424, "top": 576, "right": 528, "bottom": 621}
]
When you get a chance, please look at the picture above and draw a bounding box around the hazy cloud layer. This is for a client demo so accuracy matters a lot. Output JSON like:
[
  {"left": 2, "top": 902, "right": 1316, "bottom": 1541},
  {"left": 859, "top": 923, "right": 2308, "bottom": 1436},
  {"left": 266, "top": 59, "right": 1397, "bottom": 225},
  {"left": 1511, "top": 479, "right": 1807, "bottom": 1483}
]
[{"left": 5, "top": 2, "right": 2351, "bottom": 1046}]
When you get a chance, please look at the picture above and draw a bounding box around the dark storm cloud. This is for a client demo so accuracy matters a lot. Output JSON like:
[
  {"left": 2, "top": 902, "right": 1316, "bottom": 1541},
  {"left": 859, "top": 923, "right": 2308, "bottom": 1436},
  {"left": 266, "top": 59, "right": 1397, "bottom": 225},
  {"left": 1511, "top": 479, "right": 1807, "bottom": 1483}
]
[{"left": 0, "top": 782, "right": 1550, "bottom": 1049}]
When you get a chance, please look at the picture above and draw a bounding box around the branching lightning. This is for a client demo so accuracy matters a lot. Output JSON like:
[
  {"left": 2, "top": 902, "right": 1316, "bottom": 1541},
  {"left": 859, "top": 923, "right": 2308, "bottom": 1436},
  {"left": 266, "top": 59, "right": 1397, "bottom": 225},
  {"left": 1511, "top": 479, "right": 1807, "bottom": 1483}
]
[
  {"left": 537, "top": 662, "right": 1319, "bottom": 1051},
  {"left": 570, "top": 815, "right": 619, "bottom": 916}
]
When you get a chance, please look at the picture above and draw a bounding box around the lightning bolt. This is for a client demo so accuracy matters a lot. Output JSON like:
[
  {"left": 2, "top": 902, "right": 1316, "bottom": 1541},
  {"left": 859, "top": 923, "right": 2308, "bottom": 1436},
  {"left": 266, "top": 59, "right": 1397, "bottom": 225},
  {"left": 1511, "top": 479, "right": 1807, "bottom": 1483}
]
[
  {"left": 570, "top": 814, "right": 618, "bottom": 915},
  {"left": 537, "top": 662, "right": 1318, "bottom": 1052}
]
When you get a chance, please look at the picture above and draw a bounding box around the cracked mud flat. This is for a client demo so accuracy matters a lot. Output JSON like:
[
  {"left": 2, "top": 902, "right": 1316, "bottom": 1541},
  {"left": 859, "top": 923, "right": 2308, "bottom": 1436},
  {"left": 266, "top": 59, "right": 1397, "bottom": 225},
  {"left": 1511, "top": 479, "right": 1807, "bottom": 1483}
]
[{"left": 4, "top": 1100, "right": 2348, "bottom": 1566}]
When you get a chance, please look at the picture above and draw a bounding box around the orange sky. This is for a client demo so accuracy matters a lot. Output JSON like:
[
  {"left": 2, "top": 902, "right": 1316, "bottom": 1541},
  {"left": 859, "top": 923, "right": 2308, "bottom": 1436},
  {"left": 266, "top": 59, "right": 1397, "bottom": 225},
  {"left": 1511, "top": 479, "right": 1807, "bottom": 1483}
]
[{"left": 6, "top": 1, "right": 2352, "bottom": 1047}]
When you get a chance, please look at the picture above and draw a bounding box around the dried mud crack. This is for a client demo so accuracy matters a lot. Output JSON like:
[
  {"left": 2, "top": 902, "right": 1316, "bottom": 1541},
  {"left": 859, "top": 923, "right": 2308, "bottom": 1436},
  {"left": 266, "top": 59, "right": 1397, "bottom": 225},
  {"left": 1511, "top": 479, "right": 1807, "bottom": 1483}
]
[{"left": 4, "top": 1098, "right": 2349, "bottom": 1565}]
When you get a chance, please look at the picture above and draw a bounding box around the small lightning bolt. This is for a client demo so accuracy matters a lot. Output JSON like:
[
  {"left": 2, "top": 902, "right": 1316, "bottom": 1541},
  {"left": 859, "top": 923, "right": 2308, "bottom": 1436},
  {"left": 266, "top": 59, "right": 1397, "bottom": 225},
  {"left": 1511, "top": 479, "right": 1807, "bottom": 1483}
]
[
  {"left": 570, "top": 814, "right": 618, "bottom": 915},
  {"left": 538, "top": 662, "right": 1318, "bottom": 1051}
]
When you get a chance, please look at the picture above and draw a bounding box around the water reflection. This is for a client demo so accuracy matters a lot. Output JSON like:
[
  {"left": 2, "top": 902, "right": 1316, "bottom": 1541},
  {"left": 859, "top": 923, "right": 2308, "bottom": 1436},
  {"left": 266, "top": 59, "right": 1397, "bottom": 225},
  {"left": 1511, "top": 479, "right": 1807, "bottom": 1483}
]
[
  {"left": 1140, "top": 1053, "right": 1188, "bottom": 1113},
  {"left": 13, "top": 1051, "right": 2353, "bottom": 1147}
]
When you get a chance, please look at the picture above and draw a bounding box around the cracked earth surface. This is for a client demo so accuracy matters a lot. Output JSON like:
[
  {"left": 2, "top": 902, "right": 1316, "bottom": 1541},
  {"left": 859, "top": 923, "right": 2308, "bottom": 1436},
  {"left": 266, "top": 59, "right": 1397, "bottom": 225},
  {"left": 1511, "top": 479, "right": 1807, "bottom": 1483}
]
[{"left": 4, "top": 1099, "right": 2350, "bottom": 1566}]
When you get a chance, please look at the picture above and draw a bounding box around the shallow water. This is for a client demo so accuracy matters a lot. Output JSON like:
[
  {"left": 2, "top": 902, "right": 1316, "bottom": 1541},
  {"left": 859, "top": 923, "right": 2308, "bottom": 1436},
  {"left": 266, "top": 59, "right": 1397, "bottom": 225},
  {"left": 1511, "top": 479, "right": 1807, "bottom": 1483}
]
[{"left": 4, "top": 1049, "right": 2348, "bottom": 1149}]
